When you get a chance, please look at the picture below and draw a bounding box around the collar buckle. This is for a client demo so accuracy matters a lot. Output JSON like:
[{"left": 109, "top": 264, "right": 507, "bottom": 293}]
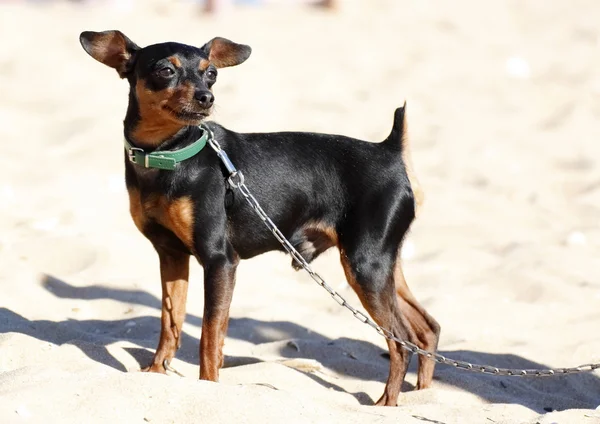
[{"left": 128, "top": 147, "right": 145, "bottom": 166}]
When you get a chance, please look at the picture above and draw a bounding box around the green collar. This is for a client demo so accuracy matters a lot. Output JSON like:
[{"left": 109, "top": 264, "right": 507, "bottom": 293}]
[{"left": 124, "top": 126, "right": 208, "bottom": 171}]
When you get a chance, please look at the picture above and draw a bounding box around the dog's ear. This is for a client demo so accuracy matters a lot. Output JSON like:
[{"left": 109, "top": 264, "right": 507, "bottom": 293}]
[
  {"left": 79, "top": 30, "right": 140, "bottom": 78},
  {"left": 201, "top": 37, "right": 252, "bottom": 69}
]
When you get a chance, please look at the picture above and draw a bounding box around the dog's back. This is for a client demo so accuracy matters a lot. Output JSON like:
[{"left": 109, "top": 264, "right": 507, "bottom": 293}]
[{"left": 205, "top": 105, "right": 417, "bottom": 262}]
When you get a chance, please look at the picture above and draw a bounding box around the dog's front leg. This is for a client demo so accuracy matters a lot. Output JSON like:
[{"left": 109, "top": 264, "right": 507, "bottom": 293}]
[
  {"left": 199, "top": 254, "right": 238, "bottom": 381},
  {"left": 143, "top": 248, "right": 190, "bottom": 373}
]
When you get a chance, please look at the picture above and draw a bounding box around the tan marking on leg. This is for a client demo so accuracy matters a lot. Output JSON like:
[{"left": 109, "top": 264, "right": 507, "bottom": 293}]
[
  {"left": 200, "top": 316, "right": 222, "bottom": 381},
  {"left": 199, "top": 259, "right": 238, "bottom": 382},
  {"left": 144, "top": 250, "right": 190, "bottom": 373},
  {"left": 339, "top": 251, "right": 414, "bottom": 406},
  {"left": 303, "top": 221, "right": 338, "bottom": 251},
  {"left": 394, "top": 258, "right": 440, "bottom": 390},
  {"left": 306, "top": 221, "right": 338, "bottom": 244},
  {"left": 292, "top": 221, "right": 338, "bottom": 269}
]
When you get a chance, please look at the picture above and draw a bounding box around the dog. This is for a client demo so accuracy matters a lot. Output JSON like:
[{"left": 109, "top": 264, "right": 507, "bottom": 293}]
[{"left": 79, "top": 30, "right": 437, "bottom": 406}]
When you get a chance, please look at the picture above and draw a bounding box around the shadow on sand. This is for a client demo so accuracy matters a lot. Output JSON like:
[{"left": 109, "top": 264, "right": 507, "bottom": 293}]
[{"left": 1, "top": 274, "right": 599, "bottom": 412}]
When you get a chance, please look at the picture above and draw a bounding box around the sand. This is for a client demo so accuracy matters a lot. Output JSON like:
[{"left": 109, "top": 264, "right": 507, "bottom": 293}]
[{"left": 1, "top": 0, "right": 599, "bottom": 423}]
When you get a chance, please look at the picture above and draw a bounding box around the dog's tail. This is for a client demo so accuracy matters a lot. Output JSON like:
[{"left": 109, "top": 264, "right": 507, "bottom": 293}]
[
  {"left": 381, "top": 101, "right": 407, "bottom": 150},
  {"left": 382, "top": 101, "right": 425, "bottom": 216}
]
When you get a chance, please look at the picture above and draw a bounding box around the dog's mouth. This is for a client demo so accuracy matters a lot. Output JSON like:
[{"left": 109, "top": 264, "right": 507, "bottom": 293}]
[{"left": 163, "top": 104, "right": 211, "bottom": 122}]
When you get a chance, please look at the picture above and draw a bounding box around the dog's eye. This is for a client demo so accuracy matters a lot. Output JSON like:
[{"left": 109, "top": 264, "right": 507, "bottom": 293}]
[
  {"left": 157, "top": 67, "right": 175, "bottom": 78},
  {"left": 205, "top": 70, "right": 217, "bottom": 80}
]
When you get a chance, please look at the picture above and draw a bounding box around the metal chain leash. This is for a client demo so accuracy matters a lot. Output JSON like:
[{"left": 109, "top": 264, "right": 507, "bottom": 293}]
[{"left": 205, "top": 125, "right": 600, "bottom": 378}]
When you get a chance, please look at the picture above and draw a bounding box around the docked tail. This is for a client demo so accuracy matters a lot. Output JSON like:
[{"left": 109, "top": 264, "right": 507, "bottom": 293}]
[
  {"left": 382, "top": 101, "right": 425, "bottom": 216},
  {"left": 382, "top": 101, "right": 407, "bottom": 150}
]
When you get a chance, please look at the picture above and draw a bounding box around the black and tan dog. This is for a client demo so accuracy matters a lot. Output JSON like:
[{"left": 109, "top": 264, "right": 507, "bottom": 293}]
[{"left": 79, "top": 30, "right": 437, "bottom": 406}]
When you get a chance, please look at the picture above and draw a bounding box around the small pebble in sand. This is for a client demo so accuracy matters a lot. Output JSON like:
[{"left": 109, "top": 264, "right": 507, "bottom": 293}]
[
  {"left": 125, "top": 321, "right": 137, "bottom": 327},
  {"left": 343, "top": 351, "right": 358, "bottom": 360},
  {"left": 506, "top": 57, "right": 531, "bottom": 79},
  {"left": 566, "top": 231, "right": 587, "bottom": 246},
  {"left": 15, "top": 405, "right": 32, "bottom": 418}
]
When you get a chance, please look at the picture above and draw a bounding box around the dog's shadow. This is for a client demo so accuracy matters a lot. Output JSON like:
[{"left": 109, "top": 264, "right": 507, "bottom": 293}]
[{"left": 1, "top": 274, "right": 599, "bottom": 412}]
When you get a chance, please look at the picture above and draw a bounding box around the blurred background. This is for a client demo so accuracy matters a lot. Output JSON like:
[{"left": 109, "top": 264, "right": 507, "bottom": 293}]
[
  {"left": 2, "top": 0, "right": 599, "bottom": 294},
  {"left": 0, "top": 0, "right": 599, "bottom": 419}
]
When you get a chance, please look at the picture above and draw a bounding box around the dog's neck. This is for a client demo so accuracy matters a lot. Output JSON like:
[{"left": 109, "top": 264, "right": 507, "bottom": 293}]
[
  {"left": 123, "top": 118, "right": 205, "bottom": 183},
  {"left": 124, "top": 121, "right": 191, "bottom": 152},
  {"left": 123, "top": 96, "right": 199, "bottom": 152}
]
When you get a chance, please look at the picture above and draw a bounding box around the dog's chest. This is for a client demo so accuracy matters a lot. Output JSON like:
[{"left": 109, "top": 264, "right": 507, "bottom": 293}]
[{"left": 128, "top": 187, "right": 195, "bottom": 248}]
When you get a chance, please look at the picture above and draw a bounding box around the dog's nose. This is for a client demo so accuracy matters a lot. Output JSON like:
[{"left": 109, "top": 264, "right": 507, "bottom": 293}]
[{"left": 195, "top": 90, "right": 214, "bottom": 109}]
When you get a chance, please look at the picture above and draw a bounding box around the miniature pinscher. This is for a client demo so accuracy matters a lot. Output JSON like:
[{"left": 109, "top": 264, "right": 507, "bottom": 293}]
[{"left": 79, "top": 30, "right": 438, "bottom": 406}]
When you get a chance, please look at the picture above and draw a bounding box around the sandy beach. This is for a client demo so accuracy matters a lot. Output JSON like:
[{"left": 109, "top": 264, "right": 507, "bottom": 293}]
[{"left": 1, "top": 0, "right": 599, "bottom": 423}]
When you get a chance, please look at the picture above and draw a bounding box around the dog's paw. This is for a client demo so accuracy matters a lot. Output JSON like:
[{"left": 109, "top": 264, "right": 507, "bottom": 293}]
[
  {"left": 141, "top": 363, "right": 167, "bottom": 374},
  {"left": 374, "top": 393, "right": 398, "bottom": 407}
]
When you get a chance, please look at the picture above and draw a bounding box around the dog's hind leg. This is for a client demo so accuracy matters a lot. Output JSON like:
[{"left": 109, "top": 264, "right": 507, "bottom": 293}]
[
  {"left": 393, "top": 258, "right": 440, "bottom": 389},
  {"left": 336, "top": 183, "right": 421, "bottom": 406},
  {"left": 339, "top": 249, "right": 417, "bottom": 406}
]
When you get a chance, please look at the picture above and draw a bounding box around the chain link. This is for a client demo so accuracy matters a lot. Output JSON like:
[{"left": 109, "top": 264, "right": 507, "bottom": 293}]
[{"left": 204, "top": 125, "right": 600, "bottom": 378}]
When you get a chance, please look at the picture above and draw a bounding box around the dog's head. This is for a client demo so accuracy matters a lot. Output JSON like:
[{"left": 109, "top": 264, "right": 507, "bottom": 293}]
[{"left": 79, "top": 30, "right": 251, "bottom": 145}]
